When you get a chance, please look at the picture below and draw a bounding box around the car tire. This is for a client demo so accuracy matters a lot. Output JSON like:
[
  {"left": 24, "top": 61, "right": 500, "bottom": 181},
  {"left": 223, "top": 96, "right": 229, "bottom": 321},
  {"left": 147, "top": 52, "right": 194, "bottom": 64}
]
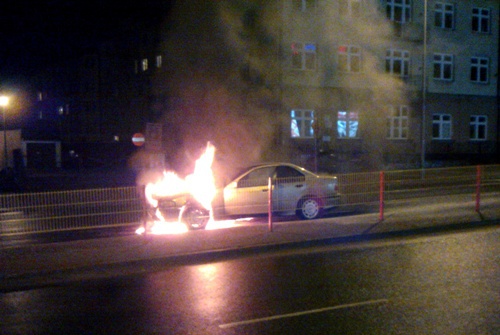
[
  {"left": 181, "top": 206, "right": 210, "bottom": 230},
  {"left": 296, "top": 197, "right": 323, "bottom": 220}
]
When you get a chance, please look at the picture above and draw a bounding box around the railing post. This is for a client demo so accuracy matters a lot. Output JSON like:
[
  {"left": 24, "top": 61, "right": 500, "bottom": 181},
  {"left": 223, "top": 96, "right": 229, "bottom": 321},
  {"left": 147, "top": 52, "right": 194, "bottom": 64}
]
[
  {"left": 268, "top": 177, "right": 273, "bottom": 232},
  {"left": 475, "top": 165, "right": 481, "bottom": 213},
  {"left": 379, "top": 171, "right": 384, "bottom": 221}
]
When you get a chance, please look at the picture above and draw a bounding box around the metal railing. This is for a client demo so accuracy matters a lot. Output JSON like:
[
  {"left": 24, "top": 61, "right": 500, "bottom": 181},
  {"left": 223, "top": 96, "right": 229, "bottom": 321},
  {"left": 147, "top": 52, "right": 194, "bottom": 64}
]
[
  {"left": 336, "top": 165, "right": 499, "bottom": 204},
  {"left": 0, "top": 187, "right": 143, "bottom": 236},
  {"left": 0, "top": 165, "right": 499, "bottom": 237}
]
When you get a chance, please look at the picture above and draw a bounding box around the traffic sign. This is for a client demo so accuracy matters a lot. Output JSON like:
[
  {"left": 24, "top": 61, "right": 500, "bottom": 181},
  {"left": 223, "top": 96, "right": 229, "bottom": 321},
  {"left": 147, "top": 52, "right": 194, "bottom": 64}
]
[{"left": 132, "top": 133, "right": 145, "bottom": 146}]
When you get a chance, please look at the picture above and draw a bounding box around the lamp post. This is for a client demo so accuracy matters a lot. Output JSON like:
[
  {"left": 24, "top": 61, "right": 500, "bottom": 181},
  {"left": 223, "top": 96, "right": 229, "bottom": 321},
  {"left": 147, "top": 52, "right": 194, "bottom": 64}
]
[
  {"left": 421, "top": 0, "right": 428, "bottom": 170},
  {"left": 0, "top": 96, "right": 10, "bottom": 171}
]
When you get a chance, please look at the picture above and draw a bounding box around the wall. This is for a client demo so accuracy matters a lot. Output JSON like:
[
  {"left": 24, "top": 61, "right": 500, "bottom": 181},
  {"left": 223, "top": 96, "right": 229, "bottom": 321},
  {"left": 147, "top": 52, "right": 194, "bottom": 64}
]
[{"left": 0, "top": 129, "right": 22, "bottom": 170}]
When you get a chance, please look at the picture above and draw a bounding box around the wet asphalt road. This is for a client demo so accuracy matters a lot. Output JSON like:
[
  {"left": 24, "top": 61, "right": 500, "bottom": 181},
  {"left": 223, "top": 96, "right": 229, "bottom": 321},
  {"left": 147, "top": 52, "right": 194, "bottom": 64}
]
[{"left": 1, "top": 225, "right": 498, "bottom": 335}]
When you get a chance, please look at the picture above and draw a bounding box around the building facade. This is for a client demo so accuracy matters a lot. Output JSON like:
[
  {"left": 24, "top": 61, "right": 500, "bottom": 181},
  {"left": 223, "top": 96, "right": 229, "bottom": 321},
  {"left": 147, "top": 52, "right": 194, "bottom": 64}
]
[
  {"left": 25, "top": 0, "right": 499, "bottom": 173},
  {"left": 280, "top": 0, "right": 498, "bottom": 172}
]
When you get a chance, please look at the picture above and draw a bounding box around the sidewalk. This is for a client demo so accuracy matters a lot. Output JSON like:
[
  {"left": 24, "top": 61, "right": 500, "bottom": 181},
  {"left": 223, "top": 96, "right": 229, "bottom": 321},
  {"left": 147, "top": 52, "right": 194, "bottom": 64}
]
[{"left": 1, "top": 193, "right": 498, "bottom": 292}]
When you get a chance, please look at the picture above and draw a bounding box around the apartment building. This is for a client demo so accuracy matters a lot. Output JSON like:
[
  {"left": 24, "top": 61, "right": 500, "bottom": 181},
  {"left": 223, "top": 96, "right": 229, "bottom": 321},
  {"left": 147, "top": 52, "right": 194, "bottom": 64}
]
[
  {"left": 281, "top": 0, "right": 498, "bottom": 171},
  {"left": 25, "top": 0, "right": 498, "bottom": 172}
]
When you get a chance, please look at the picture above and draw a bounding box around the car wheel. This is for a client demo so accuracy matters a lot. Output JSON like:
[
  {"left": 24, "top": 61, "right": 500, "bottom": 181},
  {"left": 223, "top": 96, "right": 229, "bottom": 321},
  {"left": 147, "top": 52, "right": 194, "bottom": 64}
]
[
  {"left": 181, "top": 206, "right": 210, "bottom": 230},
  {"left": 297, "top": 197, "right": 323, "bottom": 220}
]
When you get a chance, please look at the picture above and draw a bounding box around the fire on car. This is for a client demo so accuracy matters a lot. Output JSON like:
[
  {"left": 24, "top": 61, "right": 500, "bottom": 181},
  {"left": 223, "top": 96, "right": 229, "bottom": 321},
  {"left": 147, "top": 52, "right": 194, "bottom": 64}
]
[
  {"left": 136, "top": 142, "right": 217, "bottom": 234},
  {"left": 137, "top": 143, "right": 340, "bottom": 235}
]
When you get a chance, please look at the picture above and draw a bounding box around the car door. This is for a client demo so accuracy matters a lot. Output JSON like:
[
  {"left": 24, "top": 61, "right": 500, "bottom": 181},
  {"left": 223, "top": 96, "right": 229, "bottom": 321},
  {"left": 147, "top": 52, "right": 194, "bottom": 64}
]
[
  {"left": 272, "top": 166, "right": 306, "bottom": 212},
  {"left": 223, "top": 166, "right": 276, "bottom": 215}
]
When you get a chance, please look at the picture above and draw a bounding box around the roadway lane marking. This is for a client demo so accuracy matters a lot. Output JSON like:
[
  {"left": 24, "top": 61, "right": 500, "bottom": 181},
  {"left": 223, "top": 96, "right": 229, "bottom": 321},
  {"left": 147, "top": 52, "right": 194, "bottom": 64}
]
[{"left": 219, "top": 298, "right": 389, "bottom": 329}]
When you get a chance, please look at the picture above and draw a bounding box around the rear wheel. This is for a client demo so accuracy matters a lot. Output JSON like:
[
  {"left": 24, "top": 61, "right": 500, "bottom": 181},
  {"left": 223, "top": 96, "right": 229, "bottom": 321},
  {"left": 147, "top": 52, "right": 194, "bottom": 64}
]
[
  {"left": 181, "top": 206, "right": 210, "bottom": 230},
  {"left": 296, "top": 197, "right": 323, "bottom": 220}
]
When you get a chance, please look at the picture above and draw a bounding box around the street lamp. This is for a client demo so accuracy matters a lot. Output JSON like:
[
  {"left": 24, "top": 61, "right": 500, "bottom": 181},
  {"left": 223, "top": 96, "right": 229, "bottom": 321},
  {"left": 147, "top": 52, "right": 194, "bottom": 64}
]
[
  {"left": 0, "top": 95, "right": 10, "bottom": 171},
  {"left": 421, "top": 0, "right": 428, "bottom": 170}
]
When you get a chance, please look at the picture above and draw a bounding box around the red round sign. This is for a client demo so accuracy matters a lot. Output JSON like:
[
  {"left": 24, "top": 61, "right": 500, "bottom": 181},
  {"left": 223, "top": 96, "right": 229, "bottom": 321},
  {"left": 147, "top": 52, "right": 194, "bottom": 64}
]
[{"left": 132, "top": 133, "right": 145, "bottom": 146}]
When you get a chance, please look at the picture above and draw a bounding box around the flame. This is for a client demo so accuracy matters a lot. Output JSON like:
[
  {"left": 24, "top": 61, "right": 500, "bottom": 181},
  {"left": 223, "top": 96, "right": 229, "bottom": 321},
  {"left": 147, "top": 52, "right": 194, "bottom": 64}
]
[
  {"left": 136, "top": 142, "right": 220, "bottom": 235},
  {"left": 144, "top": 171, "right": 187, "bottom": 208},
  {"left": 144, "top": 142, "right": 215, "bottom": 210},
  {"left": 185, "top": 142, "right": 216, "bottom": 210}
]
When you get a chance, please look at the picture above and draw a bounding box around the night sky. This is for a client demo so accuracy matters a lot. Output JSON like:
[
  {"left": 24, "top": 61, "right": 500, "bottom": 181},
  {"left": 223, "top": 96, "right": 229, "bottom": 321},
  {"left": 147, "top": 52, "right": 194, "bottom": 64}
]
[{"left": 0, "top": 0, "right": 173, "bottom": 79}]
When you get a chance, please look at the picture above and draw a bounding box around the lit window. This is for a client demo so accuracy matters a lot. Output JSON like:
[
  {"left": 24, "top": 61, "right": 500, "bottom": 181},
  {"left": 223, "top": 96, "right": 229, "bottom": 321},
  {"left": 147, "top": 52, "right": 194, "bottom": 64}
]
[
  {"left": 470, "top": 115, "right": 487, "bottom": 140},
  {"left": 337, "top": 111, "right": 359, "bottom": 138},
  {"left": 387, "top": 106, "right": 409, "bottom": 139},
  {"left": 291, "top": 42, "right": 317, "bottom": 70},
  {"left": 472, "top": 7, "right": 490, "bottom": 33},
  {"left": 37, "top": 92, "right": 43, "bottom": 101},
  {"left": 338, "top": 45, "right": 362, "bottom": 73},
  {"left": 433, "top": 53, "right": 453, "bottom": 81},
  {"left": 156, "top": 55, "right": 162, "bottom": 68},
  {"left": 386, "top": 0, "right": 411, "bottom": 23},
  {"left": 432, "top": 114, "right": 452, "bottom": 139},
  {"left": 141, "top": 58, "right": 148, "bottom": 71},
  {"left": 434, "top": 2, "right": 454, "bottom": 29},
  {"left": 386, "top": 49, "right": 410, "bottom": 77},
  {"left": 470, "top": 57, "right": 489, "bottom": 83},
  {"left": 291, "top": 110, "right": 315, "bottom": 138}
]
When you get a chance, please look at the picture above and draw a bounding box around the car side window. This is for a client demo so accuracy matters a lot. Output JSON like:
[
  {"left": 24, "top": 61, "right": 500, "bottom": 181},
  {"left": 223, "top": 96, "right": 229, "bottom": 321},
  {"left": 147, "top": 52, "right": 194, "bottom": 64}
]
[
  {"left": 237, "top": 167, "right": 276, "bottom": 188},
  {"left": 275, "top": 166, "right": 305, "bottom": 182}
]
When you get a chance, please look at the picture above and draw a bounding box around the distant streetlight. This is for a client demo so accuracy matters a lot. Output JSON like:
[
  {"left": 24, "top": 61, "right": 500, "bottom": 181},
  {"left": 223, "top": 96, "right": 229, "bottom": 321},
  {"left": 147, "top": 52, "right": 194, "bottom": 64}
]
[{"left": 0, "top": 95, "right": 10, "bottom": 170}]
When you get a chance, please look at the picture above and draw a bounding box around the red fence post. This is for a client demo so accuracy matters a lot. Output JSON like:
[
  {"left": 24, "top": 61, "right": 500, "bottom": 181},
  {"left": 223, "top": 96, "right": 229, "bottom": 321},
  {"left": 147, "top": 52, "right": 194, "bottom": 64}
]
[
  {"left": 379, "top": 171, "right": 384, "bottom": 221},
  {"left": 268, "top": 177, "right": 273, "bottom": 232},
  {"left": 475, "top": 165, "right": 481, "bottom": 213}
]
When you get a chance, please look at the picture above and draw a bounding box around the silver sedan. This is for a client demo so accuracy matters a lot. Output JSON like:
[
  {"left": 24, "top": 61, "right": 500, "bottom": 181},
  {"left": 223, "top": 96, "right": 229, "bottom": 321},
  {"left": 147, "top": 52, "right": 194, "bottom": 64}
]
[{"left": 217, "top": 163, "right": 340, "bottom": 220}]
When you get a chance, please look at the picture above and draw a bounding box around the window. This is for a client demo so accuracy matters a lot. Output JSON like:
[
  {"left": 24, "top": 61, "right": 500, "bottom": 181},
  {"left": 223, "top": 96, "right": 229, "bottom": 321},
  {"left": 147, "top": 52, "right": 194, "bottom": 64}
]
[
  {"left": 385, "top": 49, "right": 410, "bottom": 77},
  {"left": 386, "top": 0, "right": 411, "bottom": 23},
  {"left": 472, "top": 7, "right": 490, "bottom": 33},
  {"left": 141, "top": 58, "right": 148, "bottom": 71},
  {"left": 291, "top": 42, "right": 317, "bottom": 70},
  {"left": 387, "top": 106, "right": 409, "bottom": 139},
  {"left": 275, "top": 166, "right": 305, "bottom": 180},
  {"left": 156, "top": 55, "right": 162, "bottom": 68},
  {"left": 338, "top": 45, "right": 362, "bottom": 73},
  {"left": 432, "top": 114, "right": 452, "bottom": 139},
  {"left": 339, "top": 0, "right": 361, "bottom": 17},
  {"left": 434, "top": 2, "right": 454, "bottom": 29},
  {"left": 238, "top": 167, "right": 275, "bottom": 188},
  {"left": 337, "top": 111, "right": 359, "bottom": 138},
  {"left": 433, "top": 53, "right": 453, "bottom": 80},
  {"left": 470, "top": 57, "right": 489, "bottom": 83},
  {"left": 293, "top": 0, "right": 317, "bottom": 12},
  {"left": 291, "top": 110, "right": 315, "bottom": 138},
  {"left": 470, "top": 115, "right": 487, "bottom": 140}
]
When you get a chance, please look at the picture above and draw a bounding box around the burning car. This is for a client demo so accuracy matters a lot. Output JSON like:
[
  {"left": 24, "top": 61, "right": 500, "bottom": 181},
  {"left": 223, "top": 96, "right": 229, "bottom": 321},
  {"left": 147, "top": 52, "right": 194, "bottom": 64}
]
[
  {"left": 140, "top": 142, "right": 216, "bottom": 234},
  {"left": 139, "top": 143, "right": 340, "bottom": 234}
]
